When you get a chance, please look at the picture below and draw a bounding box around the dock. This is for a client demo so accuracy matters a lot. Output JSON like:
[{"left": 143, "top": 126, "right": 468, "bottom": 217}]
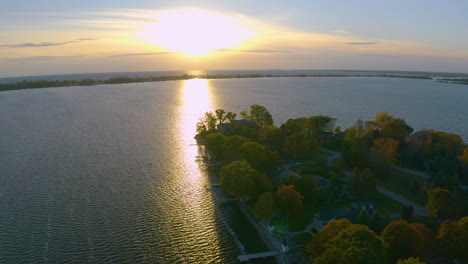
[{"left": 238, "top": 250, "right": 284, "bottom": 262}]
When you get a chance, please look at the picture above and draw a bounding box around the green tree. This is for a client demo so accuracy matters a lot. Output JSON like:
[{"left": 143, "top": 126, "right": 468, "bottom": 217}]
[
  {"left": 396, "top": 258, "right": 427, "bottom": 264},
  {"left": 426, "top": 187, "right": 457, "bottom": 219},
  {"left": 348, "top": 168, "right": 376, "bottom": 199},
  {"left": 225, "top": 111, "right": 237, "bottom": 123},
  {"left": 314, "top": 224, "right": 387, "bottom": 264},
  {"left": 240, "top": 141, "right": 279, "bottom": 171},
  {"left": 357, "top": 209, "right": 370, "bottom": 225},
  {"left": 249, "top": 104, "right": 273, "bottom": 127},
  {"left": 215, "top": 109, "right": 227, "bottom": 123},
  {"left": 223, "top": 135, "right": 249, "bottom": 164},
  {"left": 374, "top": 111, "right": 413, "bottom": 141},
  {"left": 220, "top": 161, "right": 259, "bottom": 199},
  {"left": 381, "top": 220, "right": 423, "bottom": 262},
  {"left": 254, "top": 192, "right": 276, "bottom": 221},
  {"left": 204, "top": 133, "right": 227, "bottom": 159},
  {"left": 306, "top": 219, "right": 353, "bottom": 257},
  {"left": 284, "top": 132, "right": 312, "bottom": 160}
]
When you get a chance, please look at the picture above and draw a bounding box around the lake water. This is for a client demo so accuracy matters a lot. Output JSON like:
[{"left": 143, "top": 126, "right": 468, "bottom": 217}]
[{"left": 0, "top": 77, "right": 467, "bottom": 263}]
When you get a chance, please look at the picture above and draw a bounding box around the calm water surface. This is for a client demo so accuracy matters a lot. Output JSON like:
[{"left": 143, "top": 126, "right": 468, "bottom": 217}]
[{"left": 0, "top": 77, "right": 467, "bottom": 263}]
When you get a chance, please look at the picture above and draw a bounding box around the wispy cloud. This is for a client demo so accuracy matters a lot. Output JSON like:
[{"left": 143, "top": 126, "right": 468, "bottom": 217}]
[
  {"left": 0, "top": 38, "right": 99, "bottom": 48},
  {"left": 210, "top": 49, "right": 292, "bottom": 54},
  {"left": 334, "top": 30, "right": 352, "bottom": 35},
  {"left": 344, "top": 41, "right": 378, "bottom": 45},
  {"left": 110, "top": 52, "right": 179, "bottom": 57},
  {"left": 5, "top": 55, "right": 81, "bottom": 62},
  {"left": 241, "top": 49, "right": 293, "bottom": 53}
]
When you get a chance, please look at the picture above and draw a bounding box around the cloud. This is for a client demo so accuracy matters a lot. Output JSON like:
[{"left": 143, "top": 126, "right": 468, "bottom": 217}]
[
  {"left": 241, "top": 49, "right": 293, "bottom": 53},
  {"left": 344, "top": 41, "right": 378, "bottom": 45},
  {"left": 0, "top": 38, "right": 99, "bottom": 48},
  {"left": 5, "top": 55, "right": 81, "bottom": 62},
  {"left": 334, "top": 30, "right": 352, "bottom": 35},
  {"left": 110, "top": 52, "right": 179, "bottom": 57},
  {"left": 210, "top": 49, "right": 292, "bottom": 54}
]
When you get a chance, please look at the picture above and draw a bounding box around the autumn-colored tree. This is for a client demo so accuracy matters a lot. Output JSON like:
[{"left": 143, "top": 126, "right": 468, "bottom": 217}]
[
  {"left": 426, "top": 187, "right": 457, "bottom": 219},
  {"left": 372, "top": 137, "right": 400, "bottom": 165},
  {"left": 277, "top": 184, "right": 303, "bottom": 215},
  {"left": 396, "top": 258, "right": 427, "bottom": 264},
  {"left": 381, "top": 220, "right": 423, "bottom": 262},
  {"left": 306, "top": 219, "right": 353, "bottom": 257},
  {"left": 437, "top": 217, "right": 468, "bottom": 260},
  {"left": 410, "top": 223, "right": 434, "bottom": 255},
  {"left": 254, "top": 192, "right": 276, "bottom": 221},
  {"left": 314, "top": 224, "right": 387, "bottom": 264},
  {"left": 220, "top": 161, "right": 259, "bottom": 199}
]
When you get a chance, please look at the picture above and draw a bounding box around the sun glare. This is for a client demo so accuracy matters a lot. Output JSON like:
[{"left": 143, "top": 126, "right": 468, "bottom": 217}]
[{"left": 140, "top": 10, "right": 256, "bottom": 57}]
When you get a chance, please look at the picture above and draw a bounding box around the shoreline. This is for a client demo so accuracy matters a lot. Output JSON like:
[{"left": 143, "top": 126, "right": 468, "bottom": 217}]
[{"left": 0, "top": 73, "right": 434, "bottom": 93}]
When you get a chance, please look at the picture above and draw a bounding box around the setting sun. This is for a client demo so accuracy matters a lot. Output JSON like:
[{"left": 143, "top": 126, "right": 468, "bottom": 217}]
[{"left": 139, "top": 10, "right": 256, "bottom": 57}]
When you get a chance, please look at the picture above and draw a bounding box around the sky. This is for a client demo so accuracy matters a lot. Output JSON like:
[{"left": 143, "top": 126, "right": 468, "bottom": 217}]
[{"left": 1, "top": 0, "right": 468, "bottom": 77}]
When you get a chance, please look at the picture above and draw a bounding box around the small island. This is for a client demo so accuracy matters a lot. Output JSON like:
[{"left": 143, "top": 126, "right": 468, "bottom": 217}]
[{"left": 195, "top": 105, "right": 468, "bottom": 264}]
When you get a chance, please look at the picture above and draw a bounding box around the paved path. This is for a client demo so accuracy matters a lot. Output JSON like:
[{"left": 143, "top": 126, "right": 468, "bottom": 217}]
[
  {"left": 238, "top": 251, "right": 284, "bottom": 262},
  {"left": 320, "top": 148, "right": 341, "bottom": 167},
  {"left": 377, "top": 186, "right": 428, "bottom": 216},
  {"left": 321, "top": 148, "right": 429, "bottom": 217},
  {"left": 390, "top": 165, "right": 431, "bottom": 179}
]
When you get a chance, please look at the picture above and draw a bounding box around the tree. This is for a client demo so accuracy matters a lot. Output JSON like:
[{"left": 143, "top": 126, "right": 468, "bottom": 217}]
[
  {"left": 254, "top": 192, "right": 276, "bottom": 221},
  {"left": 284, "top": 132, "right": 313, "bottom": 160},
  {"left": 374, "top": 111, "right": 413, "bottom": 141},
  {"left": 426, "top": 187, "right": 457, "bottom": 219},
  {"left": 401, "top": 205, "right": 414, "bottom": 220},
  {"left": 215, "top": 109, "right": 227, "bottom": 123},
  {"left": 259, "top": 126, "right": 284, "bottom": 152},
  {"left": 225, "top": 111, "right": 237, "bottom": 123},
  {"left": 462, "top": 147, "right": 468, "bottom": 167},
  {"left": 348, "top": 168, "right": 376, "bottom": 199},
  {"left": 306, "top": 219, "right": 353, "bottom": 257},
  {"left": 437, "top": 217, "right": 468, "bottom": 260},
  {"left": 372, "top": 137, "right": 400, "bottom": 165},
  {"left": 277, "top": 184, "right": 303, "bottom": 215},
  {"left": 223, "top": 135, "right": 249, "bottom": 164},
  {"left": 410, "top": 223, "right": 434, "bottom": 255},
  {"left": 249, "top": 104, "right": 273, "bottom": 127},
  {"left": 357, "top": 209, "right": 370, "bottom": 225},
  {"left": 220, "top": 161, "right": 259, "bottom": 198},
  {"left": 204, "top": 133, "right": 227, "bottom": 158},
  {"left": 396, "top": 258, "right": 427, "bottom": 264},
  {"left": 314, "top": 224, "right": 387, "bottom": 264},
  {"left": 381, "top": 220, "right": 423, "bottom": 262},
  {"left": 240, "top": 141, "right": 279, "bottom": 171}
]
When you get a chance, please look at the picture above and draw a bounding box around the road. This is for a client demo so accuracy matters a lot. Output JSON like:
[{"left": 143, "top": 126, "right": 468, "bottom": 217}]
[{"left": 322, "top": 149, "right": 429, "bottom": 217}]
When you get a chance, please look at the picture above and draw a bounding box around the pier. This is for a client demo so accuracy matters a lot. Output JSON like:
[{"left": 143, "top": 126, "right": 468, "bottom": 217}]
[{"left": 238, "top": 250, "right": 284, "bottom": 262}]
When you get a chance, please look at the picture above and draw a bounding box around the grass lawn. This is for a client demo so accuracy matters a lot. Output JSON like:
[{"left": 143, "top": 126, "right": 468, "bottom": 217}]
[{"left": 373, "top": 193, "right": 403, "bottom": 214}]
